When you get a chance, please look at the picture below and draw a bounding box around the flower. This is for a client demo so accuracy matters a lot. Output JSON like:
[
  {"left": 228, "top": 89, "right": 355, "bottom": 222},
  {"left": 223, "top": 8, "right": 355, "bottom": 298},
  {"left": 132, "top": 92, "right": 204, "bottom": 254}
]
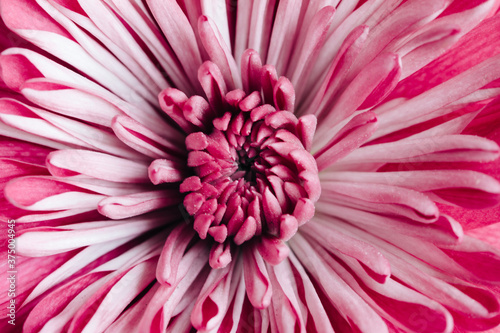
[{"left": 1, "top": 0, "right": 500, "bottom": 332}]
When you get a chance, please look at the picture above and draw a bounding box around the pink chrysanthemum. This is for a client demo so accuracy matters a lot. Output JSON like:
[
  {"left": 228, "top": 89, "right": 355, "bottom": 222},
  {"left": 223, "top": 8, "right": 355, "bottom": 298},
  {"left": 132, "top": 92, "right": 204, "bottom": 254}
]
[{"left": 2, "top": 0, "right": 500, "bottom": 332}]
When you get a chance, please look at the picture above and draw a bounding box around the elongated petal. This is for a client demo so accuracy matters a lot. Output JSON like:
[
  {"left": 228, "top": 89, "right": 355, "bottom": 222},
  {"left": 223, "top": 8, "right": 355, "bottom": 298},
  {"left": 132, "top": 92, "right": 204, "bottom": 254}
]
[
  {"left": 191, "top": 255, "right": 237, "bottom": 331},
  {"left": 334, "top": 135, "right": 499, "bottom": 170},
  {"left": 243, "top": 245, "right": 272, "bottom": 309},
  {"left": 198, "top": 15, "right": 241, "bottom": 90},
  {"left": 47, "top": 150, "right": 149, "bottom": 183},
  {"left": 290, "top": 233, "right": 389, "bottom": 333},
  {"left": 16, "top": 216, "right": 167, "bottom": 256},
  {"left": 146, "top": 0, "right": 203, "bottom": 90}
]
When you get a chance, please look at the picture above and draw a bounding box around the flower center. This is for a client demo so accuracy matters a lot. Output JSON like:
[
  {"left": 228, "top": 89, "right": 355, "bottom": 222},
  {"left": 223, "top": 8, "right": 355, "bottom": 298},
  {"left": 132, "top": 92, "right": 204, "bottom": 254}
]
[
  {"left": 155, "top": 56, "right": 321, "bottom": 266},
  {"left": 180, "top": 89, "right": 320, "bottom": 246}
]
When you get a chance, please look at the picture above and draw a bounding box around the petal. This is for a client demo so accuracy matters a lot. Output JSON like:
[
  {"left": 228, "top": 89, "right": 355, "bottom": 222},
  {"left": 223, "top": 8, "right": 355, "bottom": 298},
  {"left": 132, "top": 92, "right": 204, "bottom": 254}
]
[
  {"left": 322, "top": 169, "right": 500, "bottom": 209},
  {"left": 243, "top": 245, "right": 272, "bottom": 309},
  {"left": 314, "top": 111, "right": 378, "bottom": 170},
  {"left": 392, "top": 11, "right": 500, "bottom": 99},
  {"left": 198, "top": 15, "right": 241, "bottom": 90},
  {"left": 1, "top": 0, "right": 157, "bottom": 108},
  {"left": 305, "top": 24, "right": 369, "bottom": 117},
  {"left": 138, "top": 241, "right": 208, "bottom": 331},
  {"left": 70, "top": 259, "right": 157, "bottom": 333},
  {"left": 288, "top": 6, "right": 336, "bottom": 96},
  {"left": 16, "top": 216, "right": 167, "bottom": 256},
  {"left": 21, "top": 79, "right": 123, "bottom": 127},
  {"left": 303, "top": 219, "right": 391, "bottom": 283},
  {"left": 146, "top": 0, "right": 203, "bottom": 90},
  {"left": 320, "top": 181, "right": 440, "bottom": 223},
  {"left": 442, "top": 235, "right": 500, "bottom": 282},
  {"left": 375, "top": 53, "right": 500, "bottom": 140},
  {"left": 316, "top": 52, "right": 401, "bottom": 139},
  {"left": 0, "top": 98, "right": 140, "bottom": 159},
  {"left": 288, "top": 252, "right": 335, "bottom": 333},
  {"left": 68, "top": 0, "right": 168, "bottom": 95},
  {"left": 21, "top": 237, "right": 133, "bottom": 306},
  {"left": 319, "top": 201, "right": 463, "bottom": 246},
  {"left": 98, "top": 190, "right": 182, "bottom": 220},
  {"left": 268, "top": 260, "right": 306, "bottom": 332},
  {"left": 106, "top": 0, "right": 193, "bottom": 94},
  {"left": 334, "top": 135, "right": 500, "bottom": 171},
  {"left": 266, "top": 0, "right": 302, "bottom": 74},
  {"left": 5, "top": 176, "right": 104, "bottom": 211},
  {"left": 23, "top": 271, "right": 109, "bottom": 333},
  {"left": 191, "top": 255, "right": 237, "bottom": 331},
  {"left": 47, "top": 150, "right": 150, "bottom": 183},
  {"left": 156, "top": 224, "right": 195, "bottom": 286},
  {"left": 111, "top": 115, "right": 184, "bottom": 161},
  {"left": 289, "top": 233, "right": 389, "bottom": 333}
]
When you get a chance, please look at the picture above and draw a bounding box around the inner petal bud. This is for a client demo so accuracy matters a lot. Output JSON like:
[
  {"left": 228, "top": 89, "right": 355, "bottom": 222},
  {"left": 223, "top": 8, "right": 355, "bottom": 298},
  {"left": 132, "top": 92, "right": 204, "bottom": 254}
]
[
  {"left": 156, "top": 57, "right": 321, "bottom": 267},
  {"left": 180, "top": 89, "right": 320, "bottom": 247}
]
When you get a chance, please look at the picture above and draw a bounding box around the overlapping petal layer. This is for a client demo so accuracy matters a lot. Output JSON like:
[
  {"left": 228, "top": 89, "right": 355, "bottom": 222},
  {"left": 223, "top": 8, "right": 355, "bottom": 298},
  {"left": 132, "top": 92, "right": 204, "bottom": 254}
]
[{"left": 0, "top": 1, "right": 500, "bottom": 332}]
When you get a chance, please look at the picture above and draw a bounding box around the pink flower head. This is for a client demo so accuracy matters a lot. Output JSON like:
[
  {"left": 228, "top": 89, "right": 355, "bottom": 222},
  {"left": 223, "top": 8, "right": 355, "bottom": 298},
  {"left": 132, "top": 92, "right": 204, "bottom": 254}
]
[{"left": 1, "top": 0, "right": 500, "bottom": 332}]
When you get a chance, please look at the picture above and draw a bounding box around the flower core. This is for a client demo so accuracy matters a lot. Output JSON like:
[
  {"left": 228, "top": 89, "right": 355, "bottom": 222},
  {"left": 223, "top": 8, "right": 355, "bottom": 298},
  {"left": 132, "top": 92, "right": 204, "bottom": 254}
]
[
  {"left": 155, "top": 58, "right": 321, "bottom": 266},
  {"left": 181, "top": 93, "right": 320, "bottom": 246}
]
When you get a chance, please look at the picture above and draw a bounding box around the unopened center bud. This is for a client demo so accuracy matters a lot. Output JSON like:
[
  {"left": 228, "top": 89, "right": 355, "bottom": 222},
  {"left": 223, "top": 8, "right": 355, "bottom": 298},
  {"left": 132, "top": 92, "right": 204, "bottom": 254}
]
[{"left": 180, "top": 89, "right": 320, "bottom": 246}]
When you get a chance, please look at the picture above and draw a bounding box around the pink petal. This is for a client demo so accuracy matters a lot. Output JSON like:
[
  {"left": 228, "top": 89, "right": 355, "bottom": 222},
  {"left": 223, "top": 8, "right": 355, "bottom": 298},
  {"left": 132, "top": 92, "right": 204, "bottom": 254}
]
[
  {"left": 350, "top": 0, "right": 450, "bottom": 77},
  {"left": 148, "top": 159, "right": 188, "bottom": 185},
  {"left": 191, "top": 256, "right": 237, "bottom": 331},
  {"left": 376, "top": 53, "right": 500, "bottom": 139},
  {"left": 288, "top": 6, "right": 336, "bottom": 94},
  {"left": 303, "top": 219, "right": 391, "bottom": 283},
  {"left": 243, "top": 245, "right": 272, "bottom": 309},
  {"left": 288, "top": 252, "right": 335, "bottom": 333},
  {"left": 16, "top": 216, "right": 166, "bottom": 256},
  {"left": 438, "top": 202, "right": 500, "bottom": 230},
  {"left": 47, "top": 150, "right": 149, "bottom": 183},
  {"left": 323, "top": 169, "right": 500, "bottom": 209},
  {"left": 2, "top": 0, "right": 157, "bottom": 108},
  {"left": 105, "top": 283, "right": 160, "bottom": 333},
  {"left": 21, "top": 79, "right": 123, "bottom": 127},
  {"left": 198, "top": 15, "right": 241, "bottom": 90},
  {"left": 247, "top": 0, "right": 275, "bottom": 60},
  {"left": 218, "top": 266, "right": 247, "bottom": 333},
  {"left": 316, "top": 52, "right": 401, "bottom": 137},
  {"left": 156, "top": 225, "right": 195, "bottom": 286},
  {"left": 23, "top": 271, "right": 108, "bottom": 333},
  {"left": 22, "top": 238, "right": 133, "bottom": 306},
  {"left": 290, "top": 233, "right": 389, "bottom": 333},
  {"left": 442, "top": 235, "right": 500, "bottom": 282},
  {"left": 98, "top": 190, "right": 182, "bottom": 220},
  {"left": 139, "top": 241, "right": 208, "bottom": 332},
  {"left": 0, "top": 98, "right": 140, "bottom": 159},
  {"left": 5, "top": 176, "right": 104, "bottom": 211},
  {"left": 146, "top": 0, "right": 203, "bottom": 90},
  {"left": 72, "top": 0, "right": 169, "bottom": 94},
  {"left": 69, "top": 259, "right": 157, "bottom": 333},
  {"left": 198, "top": 61, "right": 228, "bottom": 113},
  {"left": 268, "top": 260, "right": 306, "bottom": 332},
  {"left": 106, "top": 0, "right": 193, "bottom": 94},
  {"left": 235, "top": 5, "right": 254, "bottom": 75},
  {"left": 335, "top": 135, "right": 500, "bottom": 170},
  {"left": 392, "top": 10, "right": 500, "bottom": 100},
  {"left": 241, "top": 49, "right": 263, "bottom": 94},
  {"left": 266, "top": 0, "right": 302, "bottom": 74},
  {"left": 315, "top": 111, "right": 378, "bottom": 170},
  {"left": 321, "top": 181, "right": 439, "bottom": 223},
  {"left": 257, "top": 235, "right": 289, "bottom": 266},
  {"left": 397, "top": 24, "right": 461, "bottom": 79},
  {"left": 306, "top": 24, "right": 369, "bottom": 117},
  {"left": 322, "top": 201, "right": 463, "bottom": 246},
  {"left": 111, "top": 115, "right": 184, "bottom": 160}
]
